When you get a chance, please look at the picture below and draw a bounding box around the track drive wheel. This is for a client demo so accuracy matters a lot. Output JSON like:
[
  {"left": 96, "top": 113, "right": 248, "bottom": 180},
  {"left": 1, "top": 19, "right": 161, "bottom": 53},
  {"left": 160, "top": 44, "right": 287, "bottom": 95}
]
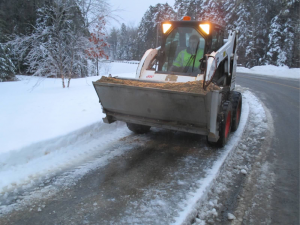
[
  {"left": 126, "top": 123, "right": 151, "bottom": 134},
  {"left": 217, "top": 101, "right": 232, "bottom": 147},
  {"left": 229, "top": 91, "right": 242, "bottom": 131}
]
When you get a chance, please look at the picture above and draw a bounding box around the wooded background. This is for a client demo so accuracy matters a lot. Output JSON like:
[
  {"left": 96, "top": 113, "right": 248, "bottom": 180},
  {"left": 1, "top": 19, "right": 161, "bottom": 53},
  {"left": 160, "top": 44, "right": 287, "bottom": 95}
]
[
  {"left": 0, "top": 0, "right": 299, "bottom": 83},
  {"left": 108, "top": 0, "right": 299, "bottom": 68}
]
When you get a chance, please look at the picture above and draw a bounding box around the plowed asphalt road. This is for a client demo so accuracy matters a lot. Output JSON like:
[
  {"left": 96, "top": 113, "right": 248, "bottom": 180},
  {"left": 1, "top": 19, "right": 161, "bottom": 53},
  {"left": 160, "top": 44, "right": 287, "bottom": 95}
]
[
  {"left": 236, "top": 74, "right": 299, "bottom": 225},
  {"left": 0, "top": 73, "right": 299, "bottom": 225}
]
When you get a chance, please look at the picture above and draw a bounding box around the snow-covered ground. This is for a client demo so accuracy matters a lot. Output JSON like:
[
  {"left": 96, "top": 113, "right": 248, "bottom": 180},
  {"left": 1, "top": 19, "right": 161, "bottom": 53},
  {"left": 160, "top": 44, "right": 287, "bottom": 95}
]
[
  {"left": 178, "top": 90, "right": 270, "bottom": 225},
  {"left": 0, "top": 62, "right": 138, "bottom": 194},
  {"left": 237, "top": 65, "right": 300, "bottom": 79},
  {"left": 0, "top": 62, "right": 291, "bottom": 220},
  {"left": 0, "top": 62, "right": 137, "bottom": 154}
]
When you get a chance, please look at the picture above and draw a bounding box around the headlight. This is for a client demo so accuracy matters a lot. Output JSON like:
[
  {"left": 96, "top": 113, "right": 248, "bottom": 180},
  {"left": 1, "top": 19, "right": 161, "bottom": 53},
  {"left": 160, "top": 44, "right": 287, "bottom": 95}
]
[
  {"left": 200, "top": 24, "right": 210, "bottom": 34},
  {"left": 162, "top": 23, "right": 172, "bottom": 34}
]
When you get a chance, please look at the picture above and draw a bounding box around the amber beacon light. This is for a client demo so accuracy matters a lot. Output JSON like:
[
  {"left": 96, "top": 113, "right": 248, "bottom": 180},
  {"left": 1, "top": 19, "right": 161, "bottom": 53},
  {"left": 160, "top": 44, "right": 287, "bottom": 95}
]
[{"left": 182, "top": 16, "right": 191, "bottom": 21}]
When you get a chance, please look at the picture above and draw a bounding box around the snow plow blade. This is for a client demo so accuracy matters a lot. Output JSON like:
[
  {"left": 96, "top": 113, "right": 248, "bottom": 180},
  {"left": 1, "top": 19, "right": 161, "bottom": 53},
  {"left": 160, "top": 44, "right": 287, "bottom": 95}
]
[{"left": 92, "top": 78, "right": 221, "bottom": 136}]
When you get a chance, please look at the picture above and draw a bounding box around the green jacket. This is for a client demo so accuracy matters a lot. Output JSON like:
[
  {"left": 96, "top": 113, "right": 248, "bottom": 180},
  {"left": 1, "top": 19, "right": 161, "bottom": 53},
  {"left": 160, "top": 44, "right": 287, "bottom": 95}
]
[{"left": 173, "top": 49, "right": 204, "bottom": 69}]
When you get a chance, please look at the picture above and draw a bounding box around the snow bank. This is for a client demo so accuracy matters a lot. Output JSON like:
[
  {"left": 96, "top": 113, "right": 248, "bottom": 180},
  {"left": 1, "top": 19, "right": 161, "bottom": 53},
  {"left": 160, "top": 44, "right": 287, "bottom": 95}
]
[
  {"left": 173, "top": 90, "right": 266, "bottom": 225},
  {"left": 0, "top": 62, "right": 137, "bottom": 196},
  {"left": 0, "top": 122, "right": 130, "bottom": 194},
  {"left": 0, "top": 62, "right": 283, "bottom": 219},
  {"left": 0, "top": 62, "right": 137, "bottom": 154},
  {"left": 237, "top": 65, "right": 300, "bottom": 79}
]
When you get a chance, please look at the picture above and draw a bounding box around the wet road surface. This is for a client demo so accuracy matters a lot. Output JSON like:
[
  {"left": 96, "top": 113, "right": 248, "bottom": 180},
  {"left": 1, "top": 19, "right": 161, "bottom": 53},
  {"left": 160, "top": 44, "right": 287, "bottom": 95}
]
[
  {"left": 0, "top": 130, "right": 227, "bottom": 225},
  {"left": 236, "top": 74, "right": 299, "bottom": 225}
]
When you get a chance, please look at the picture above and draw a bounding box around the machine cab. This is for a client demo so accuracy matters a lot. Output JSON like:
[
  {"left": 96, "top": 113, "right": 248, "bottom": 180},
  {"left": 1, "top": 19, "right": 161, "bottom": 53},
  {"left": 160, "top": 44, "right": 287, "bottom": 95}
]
[
  {"left": 157, "top": 20, "right": 225, "bottom": 76},
  {"left": 136, "top": 19, "right": 225, "bottom": 82}
]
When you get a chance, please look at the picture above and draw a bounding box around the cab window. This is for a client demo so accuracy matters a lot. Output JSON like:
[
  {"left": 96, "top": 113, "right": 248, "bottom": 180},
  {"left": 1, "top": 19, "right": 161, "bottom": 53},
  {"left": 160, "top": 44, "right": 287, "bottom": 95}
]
[
  {"left": 159, "top": 27, "right": 205, "bottom": 75},
  {"left": 211, "top": 29, "right": 224, "bottom": 51}
]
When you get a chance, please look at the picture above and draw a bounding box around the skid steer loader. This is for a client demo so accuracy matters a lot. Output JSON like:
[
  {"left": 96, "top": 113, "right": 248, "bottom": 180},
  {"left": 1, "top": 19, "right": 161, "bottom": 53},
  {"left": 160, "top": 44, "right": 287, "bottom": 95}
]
[{"left": 93, "top": 17, "right": 242, "bottom": 147}]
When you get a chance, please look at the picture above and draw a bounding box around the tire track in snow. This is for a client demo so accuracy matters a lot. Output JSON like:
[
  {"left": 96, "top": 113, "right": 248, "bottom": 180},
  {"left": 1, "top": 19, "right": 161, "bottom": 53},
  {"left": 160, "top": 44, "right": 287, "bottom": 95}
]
[
  {"left": 1, "top": 89, "right": 258, "bottom": 225},
  {"left": 172, "top": 90, "right": 261, "bottom": 225},
  {"left": 173, "top": 90, "right": 269, "bottom": 225},
  {"left": 0, "top": 121, "right": 133, "bottom": 214}
]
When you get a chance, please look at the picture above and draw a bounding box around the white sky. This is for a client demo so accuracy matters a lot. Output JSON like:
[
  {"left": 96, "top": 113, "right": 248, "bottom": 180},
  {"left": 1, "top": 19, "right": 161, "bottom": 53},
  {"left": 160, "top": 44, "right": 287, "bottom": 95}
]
[{"left": 108, "top": 0, "right": 176, "bottom": 28}]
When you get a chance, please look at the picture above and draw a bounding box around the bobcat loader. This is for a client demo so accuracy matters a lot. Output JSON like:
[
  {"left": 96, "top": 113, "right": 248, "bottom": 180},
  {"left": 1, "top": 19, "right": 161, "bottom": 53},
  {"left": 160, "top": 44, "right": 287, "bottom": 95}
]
[{"left": 93, "top": 17, "right": 242, "bottom": 147}]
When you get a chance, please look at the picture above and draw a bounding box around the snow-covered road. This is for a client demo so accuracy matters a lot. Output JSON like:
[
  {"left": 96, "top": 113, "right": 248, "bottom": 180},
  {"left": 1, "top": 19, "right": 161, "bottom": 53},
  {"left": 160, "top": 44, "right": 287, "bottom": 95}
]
[
  {"left": 0, "top": 62, "right": 297, "bottom": 224},
  {"left": 0, "top": 88, "right": 268, "bottom": 224}
]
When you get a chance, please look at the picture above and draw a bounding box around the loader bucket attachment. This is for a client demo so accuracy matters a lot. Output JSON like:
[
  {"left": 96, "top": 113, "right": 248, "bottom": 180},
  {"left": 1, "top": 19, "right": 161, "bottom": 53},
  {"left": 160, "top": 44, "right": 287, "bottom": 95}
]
[{"left": 93, "top": 79, "right": 221, "bottom": 137}]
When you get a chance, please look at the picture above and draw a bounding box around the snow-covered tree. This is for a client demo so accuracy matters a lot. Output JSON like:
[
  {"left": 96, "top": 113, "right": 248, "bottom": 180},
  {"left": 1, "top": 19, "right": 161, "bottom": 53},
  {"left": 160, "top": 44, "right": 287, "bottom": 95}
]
[
  {"left": 267, "top": 14, "right": 287, "bottom": 66},
  {"left": 292, "top": 4, "right": 300, "bottom": 68},
  {"left": 136, "top": 3, "right": 176, "bottom": 59},
  {"left": 174, "top": 0, "right": 203, "bottom": 20},
  {"left": 0, "top": 43, "right": 16, "bottom": 82},
  {"left": 107, "top": 24, "right": 140, "bottom": 60},
  {"left": 86, "top": 17, "right": 109, "bottom": 76},
  {"left": 126, "top": 25, "right": 140, "bottom": 60},
  {"left": 104, "top": 0, "right": 300, "bottom": 67},
  {"left": 8, "top": 0, "right": 90, "bottom": 87},
  {"left": 229, "top": 1, "right": 255, "bottom": 67},
  {"left": 197, "top": 0, "right": 224, "bottom": 25},
  {"left": 0, "top": 9, "right": 16, "bottom": 81},
  {"left": 223, "top": 0, "right": 238, "bottom": 30},
  {"left": 116, "top": 23, "right": 129, "bottom": 60},
  {"left": 76, "top": 0, "right": 113, "bottom": 28},
  {"left": 266, "top": 0, "right": 300, "bottom": 67},
  {"left": 107, "top": 27, "right": 119, "bottom": 60}
]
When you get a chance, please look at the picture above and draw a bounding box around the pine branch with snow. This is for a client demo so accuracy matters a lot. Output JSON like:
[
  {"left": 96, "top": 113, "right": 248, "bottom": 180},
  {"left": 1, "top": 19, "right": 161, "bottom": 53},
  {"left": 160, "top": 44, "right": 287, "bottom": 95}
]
[
  {"left": 0, "top": 43, "right": 16, "bottom": 82},
  {"left": 7, "top": 0, "right": 91, "bottom": 87}
]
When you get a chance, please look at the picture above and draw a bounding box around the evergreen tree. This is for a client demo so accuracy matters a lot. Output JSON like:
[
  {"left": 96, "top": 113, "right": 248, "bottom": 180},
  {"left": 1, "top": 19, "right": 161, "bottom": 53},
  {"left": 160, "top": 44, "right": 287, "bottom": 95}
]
[
  {"left": 126, "top": 25, "right": 139, "bottom": 60},
  {"left": 107, "top": 27, "right": 118, "bottom": 60},
  {"left": 117, "top": 23, "right": 129, "bottom": 60},
  {"left": 174, "top": 0, "right": 202, "bottom": 20},
  {"left": 0, "top": 43, "right": 16, "bottom": 81},
  {"left": 197, "top": 0, "right": 224, "bottom": 25},
  {"left": 107, "top": 25, "right": 139, "bottom": 60},
  {"left": 174, "top": 0, "right": 190, "bottom": 19},
  {"left": 99, "top": 0, "right": 300, "bottom": 68},
  {"left": 223, "top": 0, "right": 238, "bottom": 30},
  {"left": 8, "top": 0, "right": 90, "bottom": 87},
  {"left": 136, "top": 3, "right": 176, "bottom": 59},
  {"left": 231, "top": 1, "right": 254, "bottom": 67},
  {"left": 292, "top": 1, "right": 300, "bottom": 68},
  {"left": 0, "top": 9, "right": 16, "bottom": 81},
  {"left": 266, "top": 0, "right": 300, "bottom": 67}
]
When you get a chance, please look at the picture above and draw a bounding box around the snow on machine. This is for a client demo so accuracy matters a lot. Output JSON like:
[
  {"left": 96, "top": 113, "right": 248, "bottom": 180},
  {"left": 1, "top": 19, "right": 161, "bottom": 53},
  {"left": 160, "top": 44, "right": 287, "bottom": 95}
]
[{"left": 93, "top": 17, "right": 242, "bottom": 146}]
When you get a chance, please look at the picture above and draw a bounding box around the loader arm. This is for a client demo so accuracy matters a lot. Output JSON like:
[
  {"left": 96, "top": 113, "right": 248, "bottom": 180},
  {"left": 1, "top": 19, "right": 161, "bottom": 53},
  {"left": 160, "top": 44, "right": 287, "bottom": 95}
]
[
  {"left": 204, "top": 30, "right": 238, "bottom": 90},
  {"left": 136, "top": 47, "right": 160, "bottom": 79}
]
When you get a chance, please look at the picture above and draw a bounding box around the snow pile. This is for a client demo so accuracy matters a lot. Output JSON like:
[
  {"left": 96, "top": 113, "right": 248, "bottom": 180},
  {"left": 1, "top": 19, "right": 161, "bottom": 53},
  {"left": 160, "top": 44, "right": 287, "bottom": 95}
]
[
  {"left": 0, "top": 122, "right": 130, "bottom": 194},
  {"left": 188, "top": 91, "right": 270, "bottom": 225},
  {"left": 237, "top": 65, "right": 300, "bottom": 79},
  {"left": 173, "top": 90, "right": 269, "bottom": 225},
  {"left": 0, "top": 62, "right": 137, "bottom": 154},
  {"left": 0, "top": 62, "right": 137, "bottom": 195},
  {"left": 0, "top": 61, "right": 275, "bottom": 221},
  {"left": 172, "top": 90, "right": 251, "bottom": 225},
  {"left": 0, "top": 121, "right": 135, "bottom": 215}
]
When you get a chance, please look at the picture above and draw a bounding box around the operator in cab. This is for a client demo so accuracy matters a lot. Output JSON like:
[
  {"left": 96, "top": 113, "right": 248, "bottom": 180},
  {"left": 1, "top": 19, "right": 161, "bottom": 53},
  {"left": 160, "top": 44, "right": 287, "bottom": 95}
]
[{"left": 171, "top": 34, "right": 204, "bottom": 73}]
